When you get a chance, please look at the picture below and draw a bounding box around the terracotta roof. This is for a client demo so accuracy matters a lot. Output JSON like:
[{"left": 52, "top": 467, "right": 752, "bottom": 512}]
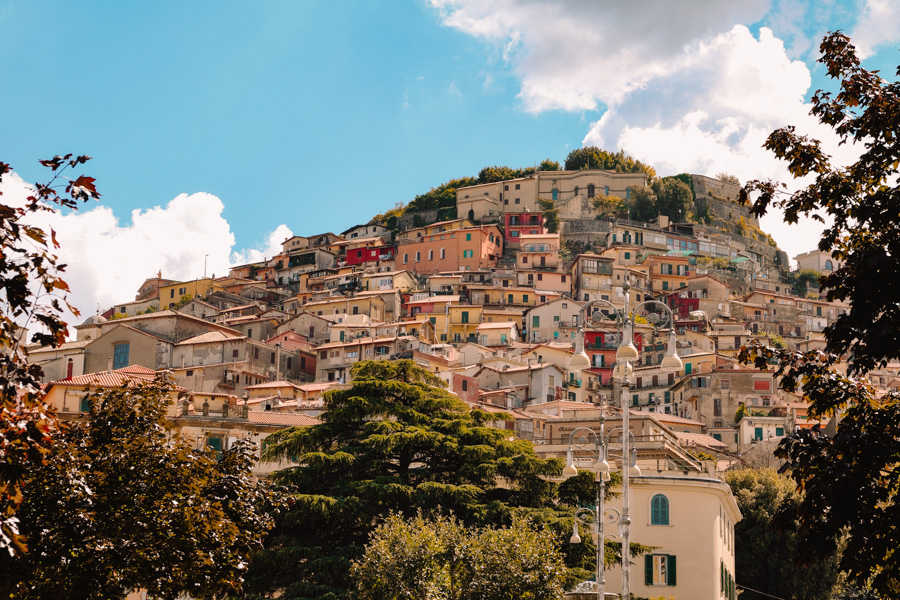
[
  {"left": 176, "top": 331, "right": 245, "bottom": 345},
  {"left": 50, "top": 365, "right": 159, "bottom": 387},
  {"left": 247, "top": 411, "right": 321, "bottom": 426},
  {"left": 476, "top": 321, "right": 518, "bottom": 330},
  {"left": 245, "top": 380, "right": 303, "bottom": 390}
]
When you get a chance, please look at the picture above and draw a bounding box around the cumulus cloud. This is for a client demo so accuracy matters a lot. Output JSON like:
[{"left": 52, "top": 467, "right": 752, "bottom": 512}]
[
  {"left": 852, "top": 0, "right": 900, "bottom": 58},
  {"left": 0, "top": 170, "right": 290, "bottom": 326},
  {"left": 432, "top": 0, "right": 770, "bottom": 112},
  {"left": 431, "top": 1, "right": 883, "bottom": 261}
]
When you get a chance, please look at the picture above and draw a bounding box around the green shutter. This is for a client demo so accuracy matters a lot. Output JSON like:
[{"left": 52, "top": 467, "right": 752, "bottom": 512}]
[
  {"left": 644, "top": 554, "right": 653, "bottom": 585},
  {"left": 667, "top": 555, "right": 676, "bottom": 586},
  {"left": 79, "top": 397, "right": 91, "bottom": 412},
  {"left": 721, "top": 562, "right": 724, "bottom": 594}
]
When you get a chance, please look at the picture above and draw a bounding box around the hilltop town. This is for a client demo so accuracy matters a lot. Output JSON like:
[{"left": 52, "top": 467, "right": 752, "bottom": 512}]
[{"left": 25, "top": 164, "right": 877, "bottom": 598}]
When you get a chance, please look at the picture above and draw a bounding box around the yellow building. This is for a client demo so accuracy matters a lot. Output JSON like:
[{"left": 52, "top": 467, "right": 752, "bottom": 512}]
[
  {"left": 447, "top": 304, "right": 484, "bottom": 343},
  {"left": 158, "top": 278, "right": 221, "bottom": 308}
]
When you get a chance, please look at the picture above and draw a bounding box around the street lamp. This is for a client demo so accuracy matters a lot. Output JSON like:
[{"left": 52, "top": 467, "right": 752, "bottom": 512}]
[
  {"left": 574, "top": 277, "right": 681, "bottom": 599},
  {"left": 563, "top": 425, "right": 612, "bottom": 600}
]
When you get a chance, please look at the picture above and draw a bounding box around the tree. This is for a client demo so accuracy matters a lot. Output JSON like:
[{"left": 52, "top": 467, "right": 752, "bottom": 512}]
[
  {"left": 716, "top": 172, "right": 740, "bottom": 185},
  {"left": 538, "top": 158, "right": 560, "bottom": 171},
  {"left": 739, "top": 31, "right": 899, "bottom": 597},
  {"left": 0, "top": 155, "right": 99, "bottom": 556},
  {"left": 724, "top": 469, "right": 839, "bottom": 600},
  {"left": 246, "top": 361, "right": 564, "bottom": 600},
  {"left": 0, "top": 377, "right": 279, "bottom": 599},
  {"left": 564, "top": 147, "right": 656, "bottom": 178},
  {"left": 627, "top": 187, "right": 658, "bottom": 222},
  {"left": 592, "top": 194, "right": 628, "bottom": 218},
  {"left": 652, "top": 177, "right": 693, "bottom": 222},
  {"left": 538, "top": 198, "right": 560, "bottom": 233},
  {"left": 352, "top": 513, "right": 567, "bottom": 600},
  {"left": 477, "top": 165, "right": 535, "bottom": 184}
]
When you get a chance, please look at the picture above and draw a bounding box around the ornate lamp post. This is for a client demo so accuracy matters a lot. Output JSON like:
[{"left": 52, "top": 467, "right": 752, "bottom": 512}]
[{"left": 566, "top": 277, "right": 682, "bottom": 598}]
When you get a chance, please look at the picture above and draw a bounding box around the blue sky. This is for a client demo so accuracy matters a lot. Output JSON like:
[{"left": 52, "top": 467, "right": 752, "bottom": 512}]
[{"left": 0, "top": 0, "right": 897, "bottom": 315}]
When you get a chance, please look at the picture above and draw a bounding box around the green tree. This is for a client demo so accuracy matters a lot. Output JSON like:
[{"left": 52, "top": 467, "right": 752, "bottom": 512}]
[
  {"left": 740, "top": 32, "right": 900, "bottom": 597},
  {"left": 564, "top": 147, "right": 656, "bottom": 178},
  {"left": 725, "top": 469, "right": 839, "bottom": 600},
  {"left": 352, "top": 513, "right": 567, "bottom": 600},
  {"left": 0, "top": 155, "right": 99, "bottom": 556},
  {"left": 652, "top": 177, "right": 693, "bottom": 222},
  {"left": 538, "top": 198, "right": 560, "bottom": 233},
  {"left": 247, "top": 361, "right": 563, "bottom": 600},
  {"left": 477, "top": 165, "right": 535, "bottom": 184},
  {"left": 628, "top": 186, "right": 658, "bottom": 222},
  {"left": 0, "top": 378, "right": 279, "bottom": 600},
  {"left": 592, "top": 194, "right": 628, "bottom": 218},
  {"left": 538, "top": 158, "right": 561, "bottom": 171}
]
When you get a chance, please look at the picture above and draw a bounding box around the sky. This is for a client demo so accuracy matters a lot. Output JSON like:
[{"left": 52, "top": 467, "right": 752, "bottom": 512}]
[{"left": 0, "top": 0, "right": 898, "bottom": 320}]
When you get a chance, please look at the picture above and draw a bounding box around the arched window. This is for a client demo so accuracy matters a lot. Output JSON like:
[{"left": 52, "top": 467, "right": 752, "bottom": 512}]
[
  {"left": 587, "top": 184, "right": 595, "bottom": 198},
  {"left": 651, "top": 494, "right": 669, "bottom": 525},
  {"left": 824, "top": 259, "right": 833, "bottom": 271}
]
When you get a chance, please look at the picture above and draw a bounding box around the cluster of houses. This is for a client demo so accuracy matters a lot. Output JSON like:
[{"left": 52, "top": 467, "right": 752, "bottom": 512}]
[{"left": 27, "top": 168, "right": 887, "bottom": 599}]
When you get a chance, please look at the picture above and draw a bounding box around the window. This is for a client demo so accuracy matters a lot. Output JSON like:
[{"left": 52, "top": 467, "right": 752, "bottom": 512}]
[
  {"left": 462, "top": 379, "right": 468, "bottom": 391},
  {"left": 650, "top": 494, "right": 670, "bottom": 525},
  {"left": 113, "top": 343, "right": 129, "bottom": 369},
  {"left": 403, "top": 253, "right": 408, "bottom": 264},
  {"left": 466, "top": 233, "right": 472, "bottom": 241},
  {"left": 625, "top": 252, "right": 630, "bottom": 259},
  {"left": 80, "top": 396, "right": 91, "bottom": 412},
  {"left": 515, "top": 198, "right": 520, "bottom": 204},
  {"left": 714, "top": 398, "right": 722, "bottom": 416},
  {"left": 232, "top": 349, "right": 239, "bottom": 360},
  {"left": 551, "top": 188, "right": 558, "bottom": 200},
  {"left": 415, "top": 251, "right": 421, "bottom": 262},
  {"left": 645, "top": 554, "right": 676, "bottom": 586},
  {"left": 270, "top": 352, "right": 276, "bottom": 364},
  {"left": 170, "top": 289, "right": 175, "bottom": 298},
  {"left": 440, "top": 248, "right": 446, "bottom": 259},
  {"left": 66, "top": 358, "right": 74, "bottom": 378},
  {"left": 522, "top": 294, "right": 529, "bottom": 303},
  {"left": 515, "top": 183, "right": 520, "bottom": 190},
  {"left": 754, "top": 427, "right": 763, "bottom": 441},
  {"left": 504, "top": 184, "right": 509, "bottom": 191},
  {"left": 428, "top": 249, "right": 433, "bottom": 260},
  {"left": 254, "top": 347, "right": 260, "bottom": 360},
  {"left": 587, "top": 184, "right": 595, "bottom": 198},
  {"left": 776, "top": 427, "right": 784, "bottom": 436},
  {"left": 461, "top": 311, "right": 469, "bottom": 324}
]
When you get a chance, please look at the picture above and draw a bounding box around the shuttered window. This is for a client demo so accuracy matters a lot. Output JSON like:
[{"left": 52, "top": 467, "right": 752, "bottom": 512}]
[{"left": 651, "top": 494, "right": 670, "bottom": 525}]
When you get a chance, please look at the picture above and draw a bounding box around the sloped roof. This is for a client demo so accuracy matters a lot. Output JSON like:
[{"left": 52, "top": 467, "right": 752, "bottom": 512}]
[
  {"left": 50, "top": 365, "right": 159, "bottom": 387},
  {"left": 247, "top": 412, "right": 321, "bottom": 427},
  {"left": 176, "top": 331, "right": 245, "bottom": 345}
]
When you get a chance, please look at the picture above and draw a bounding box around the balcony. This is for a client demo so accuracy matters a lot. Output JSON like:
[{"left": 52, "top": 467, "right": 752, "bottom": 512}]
[{"left": 563, "top": 379, "right": 582, "bottom": 389}]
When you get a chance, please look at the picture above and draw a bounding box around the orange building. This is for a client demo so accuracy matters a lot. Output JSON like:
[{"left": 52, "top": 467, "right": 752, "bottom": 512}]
[{"left": 397, "top": 225, "right": 502, "bottom": 274}]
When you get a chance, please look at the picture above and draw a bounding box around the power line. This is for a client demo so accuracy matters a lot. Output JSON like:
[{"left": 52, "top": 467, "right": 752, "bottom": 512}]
[{"left": 737, "top": 583, "right": 788, "bottom": 600}]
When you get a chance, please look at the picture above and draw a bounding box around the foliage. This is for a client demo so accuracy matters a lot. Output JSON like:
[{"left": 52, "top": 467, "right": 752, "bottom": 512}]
[
  {"left": 592, "top": 194, "right": 628, "bottom": 218},
  {"left": 0, "top": 377, "right": 279, "bottom": 599},
  {"left": 477, "top": 165, "right": 535, "bottom": 183},
  {"left": 716, "top": 173, "right": 740, "bottom": 185},
  {"left": 734, "top": 403, "right": 746, "bottom": 422},
  {"left": 538, "top": 158, "right": 561, "bottom": 171},
  {"left": 652, "top": 177, "right": 693, "bottom": 222},
  {"left": 724, "top": 469, "right": 839, "bottom": 600},
  {"left": 352, "top": 513, "right": 567, "bottom": 600},
  {"left": 737, "top": 33, "right": 899, "bottom": 596},
  {"left": 538, "top": 198, "right": 559, "bottom": 233},
  {"left": 246, "top": 360, "right": 565, "bottom": 600},
  {"left": 0, "top": 154, "right": 98, "bottom": 555},
  {"left": 564, "top": 147, "right": 656, "bottom": 178},
  {"left": 628, "top": 187, "right": 658, "bottom": 222},
  {"left": 789, "top": 269, "right": 822, "bottom": 297}
]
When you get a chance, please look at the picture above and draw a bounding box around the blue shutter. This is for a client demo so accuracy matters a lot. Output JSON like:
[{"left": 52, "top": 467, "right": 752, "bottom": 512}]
[{"left": 113, "top": 343, "right": 130, "bottom": 369}]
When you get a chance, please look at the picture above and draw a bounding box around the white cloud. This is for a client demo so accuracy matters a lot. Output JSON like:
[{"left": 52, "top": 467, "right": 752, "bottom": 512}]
[
  {"left": 852, "top": 0, "right": 900, "bottom": 58},
  {"left": 0, "top": 171, "right": 290, "bottom": 328},
  {"left": 432, "top": 0, "right": 770, "bottom": 112},
  {"left": 431, "top": 1, "right": 874, "bottom": 262}
]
